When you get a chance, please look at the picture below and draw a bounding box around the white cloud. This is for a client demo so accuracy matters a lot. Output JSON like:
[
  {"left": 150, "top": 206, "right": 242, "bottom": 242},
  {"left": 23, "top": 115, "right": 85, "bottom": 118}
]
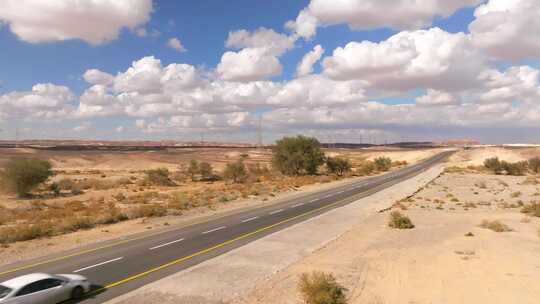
[
  {"left": 322, "top": 28, "right": 485, "bottom": 92},
  {"left": 217, "top": 48, "right": 283, "bottom": 82},
  {"left": 0, "top": 0, "right": 153, "bottom": 45},
  {"left": 0, "top": 83, "right": 75, "bottom": 119},
  {"left": 479, "top": 66, "right": 540, "bottom": 104},
  {"left": 217, "top": 28, "right": 295, "bottom": 82},
  {"left": 268, "top": 75, "right": 366, "bottom": 108},
  {"left": 135, "top": 27, "right": 160, "bottom": 38},
  {"left": 288, "top": 0, "right": 482, "bottom": 39},
  {"left": 83, "top": 69, "right": 114, "bottom": 86},
  {"left": 296, "top": 45, "right": 325, "bottom": 77},
  {"left": 116, "top": 126, "right": 124, "bottom": 132},
  {"left": 226, "top": 27, "right": 295, "bottom": 55},
  {"left": 469, "top": 0, "right": 540, "bottom": 60},
  {"left": 416, "top": 89, "right": 461, "bottom": 106},
  {"left": 167, "top": 37, "right": 187, "bottom": 52}
]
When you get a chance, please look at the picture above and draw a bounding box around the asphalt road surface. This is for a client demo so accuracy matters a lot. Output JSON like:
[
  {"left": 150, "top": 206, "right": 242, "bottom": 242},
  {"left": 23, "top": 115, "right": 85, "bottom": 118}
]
[{"left": 0, "top": 150, "right": 453, "bottom": 303}]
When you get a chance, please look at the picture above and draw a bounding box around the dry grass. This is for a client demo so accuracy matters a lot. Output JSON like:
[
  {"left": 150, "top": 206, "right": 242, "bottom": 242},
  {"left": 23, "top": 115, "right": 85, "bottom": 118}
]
[
  {"left": 521, "top": 202, "right": 540, "bottom": 217},
  {"left": 298, "top": 271, "right": 347, "bottom": 304},
  {"left": 479, "top": 220, "right": 512, "bottom": 232},
  {"left": 388, "top": 211, "right": 415, "bottom": 229}
]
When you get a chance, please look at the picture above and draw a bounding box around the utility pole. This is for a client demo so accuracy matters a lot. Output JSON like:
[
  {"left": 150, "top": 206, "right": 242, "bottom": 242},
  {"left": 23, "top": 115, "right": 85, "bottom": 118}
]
[{"left": 256, "top": 116, "right": 263, "bottom": 148}]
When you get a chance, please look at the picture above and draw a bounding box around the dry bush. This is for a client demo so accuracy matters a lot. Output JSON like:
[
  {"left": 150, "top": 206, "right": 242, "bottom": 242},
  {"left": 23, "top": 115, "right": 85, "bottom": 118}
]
[
  {"left": 167, "top": 192, "right": 190, "bottom": 210},
  {"left": 480, "top": 220, "right": 512, "bottom": 232},
  {"left": 521, "top": 202, "right": 540, "bottom": 217},
  {"left": 511, "top": 191, "right": 522, "bottom": 198},
  {"left": 298, "top": 271, "right": 347, "bottom": 304},
  {"left": 374, "top": 157, "right": 392, "bottom": 172},
  {"left": 144, "top": 168, "right": 175, "bottom": 186},
  {"left": 388, "top": 211, "right": 414, "bottom": 229},
  {"left": 128, "top": 204, "right": 167, "bottom": 219},
  {"left": 356, "top": 161, "right": 376, "bottom": 176}
]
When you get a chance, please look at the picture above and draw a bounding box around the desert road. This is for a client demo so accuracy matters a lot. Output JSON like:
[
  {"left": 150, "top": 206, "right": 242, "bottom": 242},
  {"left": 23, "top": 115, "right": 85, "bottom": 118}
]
[{"left": 0, "top": 151, "right": 453, "bottom": 303}]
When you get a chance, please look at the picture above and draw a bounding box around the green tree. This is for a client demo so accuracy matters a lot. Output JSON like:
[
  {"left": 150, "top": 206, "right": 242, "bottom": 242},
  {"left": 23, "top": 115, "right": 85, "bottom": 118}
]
[
  {"left": 199, "top": 162, "right": 213, "bottom": 180},
  {"left": 326, "top": 157, "right": 352, "bottom": 176},
  {"left": 223, "top": 160, "right": 248, "bottom": 183},
  {"left": 187, "top": 159, "right": 199, "bottom": 181},
  {"left": 272, "top": 135, "right": 326, "bottom": 176},
  {"left": 374, "top": 156, "right": 392, "bottom": 172},
  {"left": 1, "top": 158, "right": 53, "bottom": 197}
]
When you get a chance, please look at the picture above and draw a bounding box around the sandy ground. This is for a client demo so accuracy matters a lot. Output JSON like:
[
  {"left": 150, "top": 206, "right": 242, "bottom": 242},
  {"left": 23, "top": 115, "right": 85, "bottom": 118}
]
[
  {"left": 447, "top": 146, "right": 540, "bottom": 166},
  {"left": 232, "top": 149, "right": 540, "bottom": 304}
]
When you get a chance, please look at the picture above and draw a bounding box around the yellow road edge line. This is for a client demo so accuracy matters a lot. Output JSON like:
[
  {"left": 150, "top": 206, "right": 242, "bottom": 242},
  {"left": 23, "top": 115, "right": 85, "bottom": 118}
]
[{"left": 92, "top": 199, "right": 342, "bottom": 293}]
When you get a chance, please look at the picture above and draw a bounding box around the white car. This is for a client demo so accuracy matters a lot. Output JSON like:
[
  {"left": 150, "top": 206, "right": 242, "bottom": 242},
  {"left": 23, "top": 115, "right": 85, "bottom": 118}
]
[{"left": 0, "top": 273, "right": 91, "bottom": 304}]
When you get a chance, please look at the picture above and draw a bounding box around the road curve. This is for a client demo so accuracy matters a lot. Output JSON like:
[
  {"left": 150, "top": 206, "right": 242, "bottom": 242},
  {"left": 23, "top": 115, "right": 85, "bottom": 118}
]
[{"left": 0, "top": 151, "right": 453, "bottom": 303}]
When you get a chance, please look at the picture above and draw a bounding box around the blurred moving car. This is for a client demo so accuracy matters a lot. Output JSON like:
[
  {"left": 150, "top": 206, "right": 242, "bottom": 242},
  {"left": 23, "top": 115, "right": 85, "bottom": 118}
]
[{"left": 0, "top": 273, "right": 90, "bottom": 303}]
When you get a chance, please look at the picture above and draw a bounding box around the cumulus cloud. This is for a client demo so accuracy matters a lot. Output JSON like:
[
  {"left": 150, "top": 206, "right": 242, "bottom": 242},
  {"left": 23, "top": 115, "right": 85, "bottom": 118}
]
[
  {"left": 167, "top": 37, "right": 187, "bottom": 52},
  {"left": 479, "top": 66, "right": 540, "bottom": 104},
  {"left": 296, "top": 45, "right": 325, "bottom": 77},
  {"left": 416, "top": 89, "right": 461, "bottom": 107},
  {"left": 287, "top": 0, "right": 482, "bottom": 39},
  {"left": 322, "top": 28, "right": 485, "bottom": 92},
  {"left": 83, "top": 69, "right": 115, "bottom": 86},
  {"left": 0, "top": 83, "right": 75, "bottom": 119},
  {"left": 268, "top": 75, "right": 367, "bottom": 108},
  {"left": 0, "top": 0, "right": 153, "bottom": 45},
  {"left": 469, "top": 0, "right": 540, "bottom": 60},
  {"left": 217, "top": 28, "right": 295, "bottom": 82}
]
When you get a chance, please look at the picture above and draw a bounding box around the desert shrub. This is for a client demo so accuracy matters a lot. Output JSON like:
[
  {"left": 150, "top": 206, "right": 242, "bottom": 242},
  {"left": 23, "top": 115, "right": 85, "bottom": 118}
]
[
  {"left": 484, "top": 157, "right": 502, "bottom": 174},
  {"left": 388, "top": 211, "right": 414, "bottom": 229},
  {"left": 223, "top": 160, "right": 248, "bottom": 183},
  {"left": 272, "top": 135, "right": 326, "bottom": 176},
  {"left": 374, "top": 157, "right": 392, "bottom": 172},
  {"left": 356, "top": 161, "right": 376, "bottom": 176},
  {"left": 187, "top": 160, "right": 199, "bottom": 181},
  {"left": 144, "top": 168, "right": 175, "bottom": 186},
  {"left": 528, "top": 157, "right": 540, "bottom": 174},
  {"left": 392, "top": 160, "right": 408, "bottom": 167},
  {"left": 326, "top": 157, "right": 352, "bottom": 176},
  {"left": 298, "top": 271, "right": 347, "bottom": 304},
  {"left": 78, "top": 178, "right": 114, "bottom": 190},
  {"left": 521, "top": 202, "right": 540, "bottom": 217},
  {"left": 248, "top": 163, "right": 270, "bottom": 176},
  {"left": 129, "top": 204, "right": 167, "bottom": 219},
  {"left": 502, "top": 161, "right": 528, "bottom": 176},
  {"left": 57, "top": 178, "right": 77, "bottom": 190},
  {"left": 198, "top": 162, "right": 213, "bottom": 180},
  {"left": 0, "top": 222, "right": 54, "bottom": 243},
  {"left": 510, "top": 191, "right": 522, "bottom": 198},
  {"left": 480, "top": 220, "right": 512, "bottom": 232},
  {"left": 0, "top": 158, "right": 53, "bottom": 197},
  {"left": 167, "top": 192, "right": 190, "bottom": 210},
  {"left": 49, "top": 182, "right": 60, "bottom": 196}
]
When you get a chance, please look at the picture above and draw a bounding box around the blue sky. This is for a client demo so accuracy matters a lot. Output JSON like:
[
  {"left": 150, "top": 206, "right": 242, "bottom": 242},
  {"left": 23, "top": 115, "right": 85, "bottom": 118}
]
[{"left": 0, "top": 0, "right": 539, "bottom": 143}]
